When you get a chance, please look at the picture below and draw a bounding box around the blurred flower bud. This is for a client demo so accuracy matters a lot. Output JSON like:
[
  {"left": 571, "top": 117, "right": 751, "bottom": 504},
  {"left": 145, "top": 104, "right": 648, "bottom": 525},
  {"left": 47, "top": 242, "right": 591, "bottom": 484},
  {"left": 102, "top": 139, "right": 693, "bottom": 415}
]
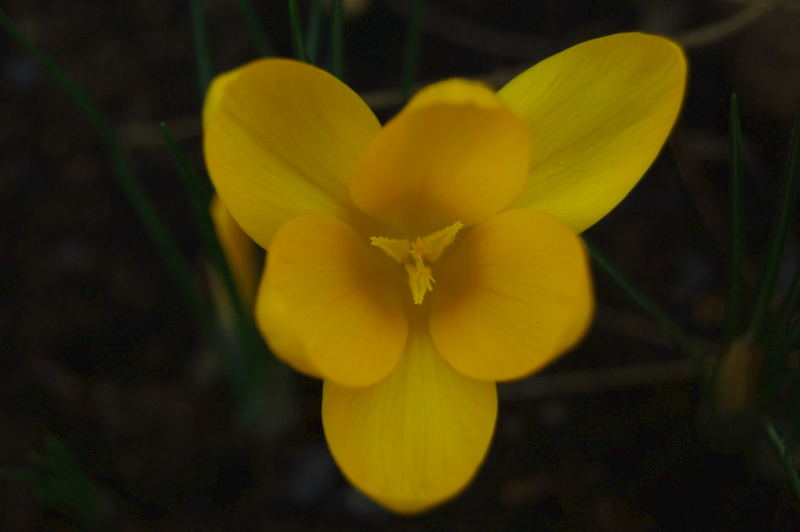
[{"left": 715, "top": 335, "right": 761, "bottom": 415}]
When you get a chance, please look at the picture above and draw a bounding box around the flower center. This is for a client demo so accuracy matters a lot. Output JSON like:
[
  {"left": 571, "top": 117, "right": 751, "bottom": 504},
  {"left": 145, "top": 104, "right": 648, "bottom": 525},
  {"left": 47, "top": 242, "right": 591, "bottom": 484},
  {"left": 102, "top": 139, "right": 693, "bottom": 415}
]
[{"left": 370, "top": 221, "right": 464, "bottom": 305}]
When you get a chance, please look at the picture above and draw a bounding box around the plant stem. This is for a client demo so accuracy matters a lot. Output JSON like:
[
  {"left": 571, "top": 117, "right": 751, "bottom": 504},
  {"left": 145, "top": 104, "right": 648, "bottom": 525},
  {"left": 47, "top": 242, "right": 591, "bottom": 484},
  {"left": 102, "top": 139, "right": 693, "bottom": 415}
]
[
  {"left": 237, "top": 0, "right": 275, "bottom": 57},
  {"left": 586, "top": 239, "right": 700, "bottom": 362},
  {"left": 725, "top": 94, "right": 745, "bottom": 345},
  {"left": 764, "top": 422, "right": 800, "bottom": 501},
  {"left": 401, "top": 0, "right": 424, "bottom": 103},
  {"left": 330, "top": 0, "right": 344, "bottom": 80},
  {"left": 288, "top": 0, "right": 307, "bottom": 63},
  {"left": 190, "top": 0, "right": 213, "bottom": 98},
  {"left": 748, "top": 114, "right": 800, "bottom": 340}
]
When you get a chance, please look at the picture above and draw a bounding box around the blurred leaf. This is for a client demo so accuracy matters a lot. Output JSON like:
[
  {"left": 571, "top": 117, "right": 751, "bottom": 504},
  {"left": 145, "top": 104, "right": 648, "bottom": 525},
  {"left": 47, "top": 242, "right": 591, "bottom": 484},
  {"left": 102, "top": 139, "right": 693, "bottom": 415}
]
[
  {"left": 306, "top": 0, "right": 323, "bottom": 64},
  {"left": 160, "top": 123, "right": 295, "bottom": 437},
  {"left": 748, "top": 113, "right": 800, "bottom": 341},
  {"left": 767, "top": 318, "right": 800, "bottom": 387},
  {"left": 764, "top": 422, "right": 800, "bottom": 502},
  {"left": 401, "top": 0, "right": 424, "bottom": 103},
  {"left": 725, "top": 94, "right": 745, "bottom": 346},
  {"left": 769, "top": 267, "right": 800, "bottom": 349},
  {"left": 0, "top": 9, "right": 210, "bottom": 329},
  {"left": 330, "top": 0, "right": 345, "bottom": 80},
  {"left": 288, "top": 0, "right": 307, "bottom": 62},
  {"left": 586, "top": 239, "right": 699, "bottom": 361},
  {"left": 190, "top": 0, "right": 213, "bottom": 98},
  {"left": 1, "top": 435, "right": 113, "bottom": 530},
  {"left": 237, "top": 0, "right": 276, "bottom": 57}
]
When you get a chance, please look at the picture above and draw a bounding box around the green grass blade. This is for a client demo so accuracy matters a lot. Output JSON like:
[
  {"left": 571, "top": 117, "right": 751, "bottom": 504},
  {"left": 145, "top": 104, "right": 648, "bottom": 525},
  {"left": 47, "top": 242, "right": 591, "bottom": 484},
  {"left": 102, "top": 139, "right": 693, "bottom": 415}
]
[
  {"left": 586, "top": 239, "right": 699, "bottom": 361},
  {"left": 768, "top": 267, "right": 800, "bottom": 346},
  {"left": 159, "top": 123, "right": 293, "bottom": 435},
  {"left": 1, "top": 434, "right": 113, "bottom": 529},
  {"left": 401, "top": 0, "right": 425, "bottom": 103},
  {"left": 748, "top": 113, "right": 800, "bottom": 340},
  {"left": 237, "top": 0, "right": 276, "bottom": 57},
  {"left": 306, "top": 0, "right": 323, "bottom": 64},
  {"left": 190, "top": 0, "right": 213, "bottom": 97},
  {"left": 725, "top": 95, "right": 745, "bottom": 346},
  {"left": 159, "top": 124, "right": 215, "bottom": 249},
  {"left": 288, "top": 0, "right": 307, "bottom": 63},
  {"left": 767, "top": 317, "right": 800, "bottom": 381},
  {"left": 330, "top": 0, "right": 345, "bottom": 80},
  {"left": 159, "top": 124, "right": 251, "bottom": 350},
  {"left": 0, "top": 9, "right": 209, "bottom": 328},
  {"left": 764, "top": 422, "right": 800, "bottom": 501}
]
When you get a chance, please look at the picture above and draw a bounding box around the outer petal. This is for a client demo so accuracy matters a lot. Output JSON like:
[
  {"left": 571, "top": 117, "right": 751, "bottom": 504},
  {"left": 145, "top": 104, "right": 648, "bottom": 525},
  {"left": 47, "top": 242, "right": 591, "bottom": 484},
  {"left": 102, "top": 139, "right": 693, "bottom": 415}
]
[
  {"left": 210, "top": 194, "right": 260, "bottom": 308},
  {"left": 204, "top": 59, "right": 381, "bottom": 248},
  {"left": 430, "top": 209, "right": 593, "bottom": 382},
  {"left": 498, "top": 33, "right": 687, "bottom": 232},
  {"left": 322, "top": 322, "right": 497, "bottom": 514},
  {"left": 257, "top": 215, "right": 408, "bottom": 387},
  {"left": 349, "top": 79, "right": 531, "bottom": 237}
]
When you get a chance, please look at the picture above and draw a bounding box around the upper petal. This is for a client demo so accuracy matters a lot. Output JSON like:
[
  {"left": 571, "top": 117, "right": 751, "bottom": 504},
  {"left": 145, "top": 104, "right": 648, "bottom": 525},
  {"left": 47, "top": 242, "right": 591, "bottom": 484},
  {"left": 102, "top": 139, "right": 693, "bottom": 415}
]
[
  {"left": 257, "top": 214, "right": 408, "bottom": 387},
  {"left": 322, "top": 321, "right": 497, "bottom": 514},
  {"left": 349, "top": 79, "right": 531, "bottom": 237},
  {"left": 498, "top": 32, "right": 687, "bottom": 232},
  {"left": 429, "top": 208, "right": 593, "bottom": 382},
  {"left": 204, "top": 58, "right": 381, "bottom": 248}
]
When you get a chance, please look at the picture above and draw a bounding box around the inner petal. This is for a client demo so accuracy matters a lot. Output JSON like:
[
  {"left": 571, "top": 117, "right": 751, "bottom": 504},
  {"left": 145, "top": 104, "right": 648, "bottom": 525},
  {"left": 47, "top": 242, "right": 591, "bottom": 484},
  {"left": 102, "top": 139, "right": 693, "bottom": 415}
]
[{"left": 349, "top": 79, "right": 531, "bottom": 237}]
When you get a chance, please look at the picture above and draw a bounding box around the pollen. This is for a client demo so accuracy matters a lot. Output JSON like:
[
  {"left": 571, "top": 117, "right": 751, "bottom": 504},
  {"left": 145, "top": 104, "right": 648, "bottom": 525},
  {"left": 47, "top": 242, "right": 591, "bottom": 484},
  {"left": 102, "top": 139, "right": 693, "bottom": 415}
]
[{"left": 371, "top": 221, "right": 463, "bottom": 304}]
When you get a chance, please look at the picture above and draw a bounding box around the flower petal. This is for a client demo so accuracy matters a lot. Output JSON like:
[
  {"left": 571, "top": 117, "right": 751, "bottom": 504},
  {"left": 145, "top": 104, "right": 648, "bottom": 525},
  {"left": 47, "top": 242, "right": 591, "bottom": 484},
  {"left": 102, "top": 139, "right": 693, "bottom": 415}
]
[
  {"left": 498, "top": 33, "right": 687, "bottom": 232},
  {"left": 323, "top": 322, "right": 497, "bottom": 514},
  {"left": 257, "top": 214, "right": 408, "bottom": 387},
  {"left": 349, "top": 79, "right": 531, "bottom": 237},
  {"left": 204, "top": 58, "right": 381, "bottom": 248},
  {"left": 255, "top": 269, "right": 322, "bottom": 379},
  {"left": 430, "top": 209, "right": 593, "bottom": 382},
  {"left": 210, "top": 194, "right": 260, "bottom": 308}
]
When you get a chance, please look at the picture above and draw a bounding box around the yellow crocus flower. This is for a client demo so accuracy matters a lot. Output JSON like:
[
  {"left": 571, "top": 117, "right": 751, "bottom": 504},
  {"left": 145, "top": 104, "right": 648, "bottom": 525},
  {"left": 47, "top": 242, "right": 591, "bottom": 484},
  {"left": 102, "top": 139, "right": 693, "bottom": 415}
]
[{"left": 203, "top": 32, "right": 687, "bottom": 513}]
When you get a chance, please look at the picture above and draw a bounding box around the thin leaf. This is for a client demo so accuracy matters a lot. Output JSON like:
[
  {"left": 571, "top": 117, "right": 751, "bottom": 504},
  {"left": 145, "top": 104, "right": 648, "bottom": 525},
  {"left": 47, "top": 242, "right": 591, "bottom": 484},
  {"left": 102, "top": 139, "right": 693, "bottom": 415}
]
[
  {"left": 288, "top": 0, "right": 307, "bottom": 63},
  {"left": 0, "top": 9, "right": 210, "bottom": 329},
  {"left": 190, "top": 0, "right": 213, "bottom": 98},
  {"left": 725, "top": 94, "right": 745, "bottom": 345},
  {"left": 764, "top": 422, "right": 800, "bottom": 501},
  {"left": 401, "top": 0, "right": 425, "bottom": 103},
  {"left": 770, "top": 317, "right": 800, "bottom": 378},
  {"left": 330, "top": 0, "right": 345, "bottom": 80},
  {"left": 586, "top": 239, "right": 700, "bottom": 361},
  {"left": 237, "top": 0, "right": 276, "bottom": 57},
  {"left": 159, "top": 123, "right": 294, "bottom": 436},
  {"left": 159, "top": 124, "right": 254, "bottom": 362},
  {"left": 748, "top": 113, "right": 800, "bottom": 340},
  {"left": 768, "top": 267, "right": 800, "bottom": 348},
  {"left": 1, "top": 435, "right": 112, "bottom": 530},
  {"left": 306, "top": 0, "right": 323, "bottom": 64}
]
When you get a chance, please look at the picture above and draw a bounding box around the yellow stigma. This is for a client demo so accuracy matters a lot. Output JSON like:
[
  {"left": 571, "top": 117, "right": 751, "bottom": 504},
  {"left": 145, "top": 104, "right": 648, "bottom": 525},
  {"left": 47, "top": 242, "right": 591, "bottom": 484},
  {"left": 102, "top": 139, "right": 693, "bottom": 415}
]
[{"left": 371, "top": 221, "right": 463, "bottom": 304}]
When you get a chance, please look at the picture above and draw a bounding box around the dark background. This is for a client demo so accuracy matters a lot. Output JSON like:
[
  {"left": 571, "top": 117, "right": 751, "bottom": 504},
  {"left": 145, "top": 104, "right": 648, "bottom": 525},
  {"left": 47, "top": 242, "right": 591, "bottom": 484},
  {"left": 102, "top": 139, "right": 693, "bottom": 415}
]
[{"left": 2, "top": 0, "right": 800, "bottom": 529}]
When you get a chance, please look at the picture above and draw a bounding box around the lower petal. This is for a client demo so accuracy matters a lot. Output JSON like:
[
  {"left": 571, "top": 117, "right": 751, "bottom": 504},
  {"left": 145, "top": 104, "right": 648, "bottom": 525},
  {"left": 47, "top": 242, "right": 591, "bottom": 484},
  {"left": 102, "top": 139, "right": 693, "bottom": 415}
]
[
  {"left": 322, "top": 322, "right": 497, "bottom": 514},
  {"left": 430, "top": 209, "right": 593, "bottom": 382}
]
